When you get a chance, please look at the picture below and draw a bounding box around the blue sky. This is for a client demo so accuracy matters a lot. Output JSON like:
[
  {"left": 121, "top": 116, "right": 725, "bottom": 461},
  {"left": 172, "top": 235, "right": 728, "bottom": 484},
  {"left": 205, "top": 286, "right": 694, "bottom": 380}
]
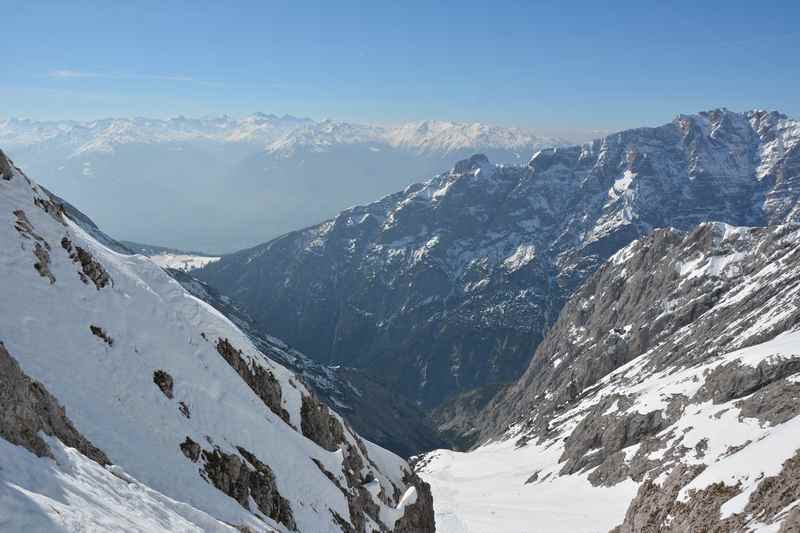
[{"left": 3, "top": 0, "right": 798, "bottom": 135}]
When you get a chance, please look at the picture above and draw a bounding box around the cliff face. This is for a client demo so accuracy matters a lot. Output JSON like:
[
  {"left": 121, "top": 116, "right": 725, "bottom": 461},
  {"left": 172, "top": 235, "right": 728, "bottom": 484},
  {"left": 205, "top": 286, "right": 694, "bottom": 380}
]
[{"left": 420, "top": 221, "right": 800, "bottom": 532}]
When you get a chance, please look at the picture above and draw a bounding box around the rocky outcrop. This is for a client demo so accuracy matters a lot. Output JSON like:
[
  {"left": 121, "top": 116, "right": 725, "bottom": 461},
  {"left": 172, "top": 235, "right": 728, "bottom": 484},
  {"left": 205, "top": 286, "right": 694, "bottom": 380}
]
[
  {"left": 614, "top": 451, "right": 800, "bottom": 532},
  {"left": 61, "top": 237, "right": 111, "bottom": 289},
  {"left": 559, "top": 405, "right": 668, "bottom": 478},
  {"left": 33, "top": 242, "right": 56, "bottom": 283},
  {"left": 198, "top": 443, "right": 296, "bottom": 530},
  {"left": 394, "top": 472, "right": 436, "bottom": 533},
  {"left": 13, "top": 209, "right": 57, "bottom": 283},
  {"left": 89, "top": 324, "right": 113, "bottom": 346},
  {"left": 0, "top": 342, "right": 109, "bottom": 464},
  {"left": 180, "top": 436, "right": 201, "bottom": 462},
  {"left": 153, "top": 369, "right": 174, "bottom": 399},
  {"left": 300, "top": 393, "right": 346, "bottom": 451},
  {"left": 0, "top": 149, "right": 13, "bottom": 180},
  {"left": 215, "top": 337, "right": 291, "bottom": 424}
]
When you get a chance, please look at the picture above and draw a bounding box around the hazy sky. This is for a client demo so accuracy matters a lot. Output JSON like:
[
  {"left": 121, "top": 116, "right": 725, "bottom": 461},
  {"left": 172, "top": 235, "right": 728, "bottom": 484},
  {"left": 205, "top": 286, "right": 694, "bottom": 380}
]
[{"left": 3, "top": 0, "right": 798, "bottom": 136}]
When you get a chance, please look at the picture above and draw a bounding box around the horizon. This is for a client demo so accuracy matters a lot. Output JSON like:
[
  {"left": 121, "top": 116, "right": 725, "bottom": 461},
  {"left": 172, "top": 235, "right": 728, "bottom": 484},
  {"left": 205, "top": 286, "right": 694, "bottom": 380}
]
[
  {"left": 2, "top": 106, "right": 794, "bottom": 147},
  {"left": 4, "top": 1, "right": 799, "bottom": 139}
]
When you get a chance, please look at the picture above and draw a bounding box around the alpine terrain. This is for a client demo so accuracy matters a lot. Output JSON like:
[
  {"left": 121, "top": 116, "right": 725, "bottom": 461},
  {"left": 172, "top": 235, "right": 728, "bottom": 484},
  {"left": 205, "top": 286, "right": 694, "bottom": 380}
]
[
  {"left": 0, "top": 149, "right": 435, "bottom": 533},
  {"left": 197, "top": 109, "right": 800, "bottom": 410},
  {"left": 419, "top": 221, "right": 800, "bottom": 532}
]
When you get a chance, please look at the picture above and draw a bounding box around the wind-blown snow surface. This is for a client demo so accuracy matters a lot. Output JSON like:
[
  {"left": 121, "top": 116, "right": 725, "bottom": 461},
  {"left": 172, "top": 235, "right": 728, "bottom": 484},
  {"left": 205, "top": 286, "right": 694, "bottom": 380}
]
[
  {"left": 0, "top": 156, "right": 428, "bottom": 531},
  {"left": 419, "top": 223, "right": 800, "bottom": 532}
]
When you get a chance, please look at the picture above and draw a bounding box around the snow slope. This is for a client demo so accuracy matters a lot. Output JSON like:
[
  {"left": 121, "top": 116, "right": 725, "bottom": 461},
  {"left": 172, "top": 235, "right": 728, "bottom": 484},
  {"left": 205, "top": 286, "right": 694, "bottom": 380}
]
[{"left": 0, "top": 152, "right": 433, "bottom": 532}]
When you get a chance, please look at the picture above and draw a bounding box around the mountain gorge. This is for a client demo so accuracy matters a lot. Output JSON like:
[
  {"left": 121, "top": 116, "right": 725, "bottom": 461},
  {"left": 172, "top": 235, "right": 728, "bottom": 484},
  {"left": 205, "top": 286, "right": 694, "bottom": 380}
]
[
  {"left": 197, "top": 109, "right": 800, "bottom": 409},
  {"left": 0, "top": 150, "right": 435, "bottom": 532}
]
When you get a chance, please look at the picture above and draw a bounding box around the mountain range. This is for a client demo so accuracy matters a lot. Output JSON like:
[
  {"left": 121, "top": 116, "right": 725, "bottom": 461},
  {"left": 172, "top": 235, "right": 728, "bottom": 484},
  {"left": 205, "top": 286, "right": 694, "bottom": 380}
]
[
  {"left": 197, "top": 109, "right": 800, "bottom": 410},
  {"left": 3, "top": 107, "right": 800, "bottom": 532},
  {"left": 1, "top": 114, "right": 563, "bottom": 252}
]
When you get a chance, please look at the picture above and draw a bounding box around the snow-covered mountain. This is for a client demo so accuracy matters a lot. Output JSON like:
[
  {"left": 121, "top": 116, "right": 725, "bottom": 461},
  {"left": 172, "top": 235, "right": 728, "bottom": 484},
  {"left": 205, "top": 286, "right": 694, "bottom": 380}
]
[
  {"left": 0, "top": 114, "right": 314, "bottom": 154},
  {"left": 198, "top": 109, "right": 800, "bottom": 408},
  {"left": 419, "top": 222, "right": 800, "bottom": 532},
  {"left": 0, "top": 149, "right": 435, "bottom": 532},
  {"left": 1, "top": 115, "right": 562, "bottom": 252}
]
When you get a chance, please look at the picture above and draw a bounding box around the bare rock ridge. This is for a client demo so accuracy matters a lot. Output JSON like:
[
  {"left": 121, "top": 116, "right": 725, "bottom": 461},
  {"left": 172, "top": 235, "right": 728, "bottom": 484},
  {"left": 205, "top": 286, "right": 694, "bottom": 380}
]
[
  {"left": 0, "top": 149, "right": 13, "bottom": 180},
  {"left": 0, "top": 342, "right": 109, "bottom": 465},
  {"left": 480, "top": 222, "right": 800, "bottom": 442},
  {"left": 215, "top": 337, "right": 292, "bottom": 424},
  {"left": 198, "top": 109, "right": 800, "bottom": 409}
]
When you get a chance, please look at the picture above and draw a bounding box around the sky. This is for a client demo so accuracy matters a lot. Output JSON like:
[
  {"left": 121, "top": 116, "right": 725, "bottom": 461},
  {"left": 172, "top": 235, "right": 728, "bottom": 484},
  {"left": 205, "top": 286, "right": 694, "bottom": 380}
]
[{"left": 3, "top": 0, "right": 799, "bottom": 136}]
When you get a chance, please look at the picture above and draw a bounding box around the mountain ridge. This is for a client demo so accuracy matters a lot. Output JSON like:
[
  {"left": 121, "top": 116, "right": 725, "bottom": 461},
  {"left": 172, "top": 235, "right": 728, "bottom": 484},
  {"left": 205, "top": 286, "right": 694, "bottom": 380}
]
[{"left": 198, "top": 108, "right": 800, "bottom": 408}]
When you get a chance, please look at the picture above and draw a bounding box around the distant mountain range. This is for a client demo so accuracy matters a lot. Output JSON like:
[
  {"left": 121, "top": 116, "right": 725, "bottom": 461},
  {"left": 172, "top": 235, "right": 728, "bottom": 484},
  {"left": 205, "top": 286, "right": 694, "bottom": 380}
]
[{"left": 1, "top": 114, "right": 565, "bottom": 252}]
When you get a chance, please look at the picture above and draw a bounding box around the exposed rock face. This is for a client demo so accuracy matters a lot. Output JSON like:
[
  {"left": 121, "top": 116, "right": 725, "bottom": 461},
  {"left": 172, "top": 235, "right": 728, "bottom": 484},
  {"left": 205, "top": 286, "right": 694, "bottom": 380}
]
[
  {"left": 13, "top": 209, "right": 57, "bottom": 283},
  {"left": 61, "top": 236, "right": 112, "bottom": 289},
  {"left": 0, "top": 342, "right": 109, "bottom": 464},
  {"left": 33, "top": 242, "right": 56, "bottom": 283},
  {"left": 153, "top": 369, "right": 175, "bottom": 399},
  {"left": 0, "top": 149, "right": 13, "bottom": 180},
  {"left": 300, "top": 393, "right": 345, "bottom": 451},
  {"left": 394, "top": 472, "right": 436, "bottom": 533},
  {"left": 216, "top": 337, "right": 291, "bottom": 424},
  {"left": 199, "top": 444, "right": 296, "bottom": 530},
  {"left": 179, "top": 436, "right": 201, "bottom": 462},
  {"left": 198, "top": 109, "right": 800, "bottom": 408},
  {"left": 89, "top": 324, "right": 113, "bottom": 346},
  {"left": 419, "top": 220, "right": 800, "bottom": 532},
  {"left": 614, "top": 450, "right": 800, "bottom": 532},
  {"left": 480, "top": 223, "right": 800, "bottom": 441}
]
